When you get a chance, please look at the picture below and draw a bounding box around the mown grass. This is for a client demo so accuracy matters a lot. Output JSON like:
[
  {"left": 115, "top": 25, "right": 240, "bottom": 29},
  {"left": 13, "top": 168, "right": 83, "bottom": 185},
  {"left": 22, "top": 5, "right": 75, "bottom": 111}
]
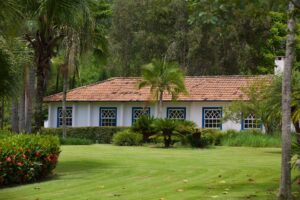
[
  {"left": 220, "top": 131, "right": 282, "bottom": 147},
  {"left": 0, "top": 145, "right": 299, "bottom": 200}
]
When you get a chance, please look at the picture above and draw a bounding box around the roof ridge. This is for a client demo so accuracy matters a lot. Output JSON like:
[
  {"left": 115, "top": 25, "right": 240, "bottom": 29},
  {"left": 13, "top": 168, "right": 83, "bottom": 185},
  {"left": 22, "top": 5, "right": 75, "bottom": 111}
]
[{"left": 44, "top": 77, "right": 119, "bottom": 99}]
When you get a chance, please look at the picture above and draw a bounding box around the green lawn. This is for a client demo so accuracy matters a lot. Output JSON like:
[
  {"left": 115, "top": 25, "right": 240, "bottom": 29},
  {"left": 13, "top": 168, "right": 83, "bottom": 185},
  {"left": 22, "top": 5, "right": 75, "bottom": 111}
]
[{"left": 0, "top": 145, "right": 299, "bottom": 200}]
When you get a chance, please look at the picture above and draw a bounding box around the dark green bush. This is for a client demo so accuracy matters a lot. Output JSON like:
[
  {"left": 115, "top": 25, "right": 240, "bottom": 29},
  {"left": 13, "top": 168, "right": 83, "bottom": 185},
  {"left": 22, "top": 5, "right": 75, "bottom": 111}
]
[
  {"left": 186, "top": 128, "right": 222, "bottom": 148},
  {"left": 201, "top": 129, "right": 223, "bottom": 145},
  {"left": 186, "top": 131, "right": 202, "bottom": 148},
  {"left": 112, "top": 130, "right": 143, "bottom": 146},
  {"left": 0, "top": 134, "right": 60, "bottom": 186},
  {"left": 40, "top": 127, "right": 128, "bottom": 143},
  {"left": 131, "top": 116, "right": 156, "bottom": 142},
  {"left": 60, "top": 137, "right": 93, "bottom": 145}
]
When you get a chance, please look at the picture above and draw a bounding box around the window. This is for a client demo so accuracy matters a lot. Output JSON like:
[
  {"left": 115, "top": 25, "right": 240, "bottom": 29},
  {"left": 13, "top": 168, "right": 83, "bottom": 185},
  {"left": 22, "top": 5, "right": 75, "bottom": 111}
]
[
  {"left": 202, "top": 107, "right": 222, "bottom": 129},
  {"left": 242, "top": 113, "right": 261, "bottom": 129},
  {"left": 100, "top": 107, "right": 117, "bottom": 126},
  {"left": 57, "top": 107, "right": 72, "bottom": 127},
  {"left": 132, "top": 107, "right": 150, "bottom": 124},
  {"left": 167, "top": 107, "right": 186, "bottom": 120}
]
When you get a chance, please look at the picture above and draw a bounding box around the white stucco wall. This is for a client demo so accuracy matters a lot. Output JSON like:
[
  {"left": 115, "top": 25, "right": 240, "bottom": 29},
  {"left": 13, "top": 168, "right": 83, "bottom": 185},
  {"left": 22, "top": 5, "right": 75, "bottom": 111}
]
[{"left": 47, "top": 101, "right": 244, "bottom": 131}]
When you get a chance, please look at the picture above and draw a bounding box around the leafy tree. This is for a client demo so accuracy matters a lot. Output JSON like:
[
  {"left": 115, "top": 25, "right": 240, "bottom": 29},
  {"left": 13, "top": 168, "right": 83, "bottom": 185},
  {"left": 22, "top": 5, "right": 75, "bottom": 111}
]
[
  {"left": 153, "top": 118, "right": 178, "bottom": 148},
  {"left": 24, "top": 0, "right": 93, "bottom": 131},
  {"left": 225, "top": 72, "right": 300, "bottom": 135},
  {"left": 139, "top": 59, "right": 187, "bottom": 118}
]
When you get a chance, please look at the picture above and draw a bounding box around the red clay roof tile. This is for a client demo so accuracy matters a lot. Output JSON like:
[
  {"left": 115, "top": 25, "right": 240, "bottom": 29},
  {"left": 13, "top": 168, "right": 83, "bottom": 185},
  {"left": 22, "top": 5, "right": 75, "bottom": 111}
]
[{"left": 43, "top": 75, "right": 272, "bottom": 102}]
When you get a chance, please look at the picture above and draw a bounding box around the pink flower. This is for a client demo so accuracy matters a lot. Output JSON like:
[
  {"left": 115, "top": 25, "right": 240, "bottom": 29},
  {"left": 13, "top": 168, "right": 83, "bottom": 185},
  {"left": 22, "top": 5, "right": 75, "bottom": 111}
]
[{"left": 6, "top": 157, "right": 12, "bottom": 162}]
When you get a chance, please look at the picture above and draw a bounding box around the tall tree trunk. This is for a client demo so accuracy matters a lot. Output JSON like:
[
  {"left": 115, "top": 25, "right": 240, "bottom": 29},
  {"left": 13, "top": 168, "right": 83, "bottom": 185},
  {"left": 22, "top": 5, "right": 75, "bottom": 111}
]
[
  {"left": 25, "top": 66, "right": 35, "bottom": 133},
  {"left": 55, "top": 66, "right": 60, "bottom": 93},
  {"left": 62, "top": 66, "right": 69, "bottom": 139},
  {"left": 18, "top": 90, "right": 25, "bottom": 132},
  {"left": 34, "top": 61, "right": 50, "bottom": 131},
  {"left": 278, "top": 2, "right": 295, "bottom": 200},
  {"left": 11, "top": 97, "right": 19, "bottom": 133},
  {"left": 0, "top": 98, "right": 4, "bottom": 129},
  {"left": 158, "top": 90, "right": 163, "bottom": 118}
]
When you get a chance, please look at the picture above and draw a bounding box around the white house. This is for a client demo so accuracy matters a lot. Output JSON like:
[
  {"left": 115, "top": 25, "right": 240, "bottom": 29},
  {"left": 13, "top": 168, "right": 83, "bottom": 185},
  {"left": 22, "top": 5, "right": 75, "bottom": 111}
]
[{"left": 44, "top": 75, "right": 271, "bottom": 131}]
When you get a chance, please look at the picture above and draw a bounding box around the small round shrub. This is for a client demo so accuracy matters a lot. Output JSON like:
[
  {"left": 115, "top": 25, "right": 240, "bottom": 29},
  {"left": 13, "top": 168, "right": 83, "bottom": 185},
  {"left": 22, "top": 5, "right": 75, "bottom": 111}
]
[
  {"left": 112, "top": 130, "right": 143, "bottom": 146},
  {"left": 201, "top": 129, "right": 222, "bottom": 145},
  {"left": 0, "top": 134, "right": 60, "bottom": 186}
]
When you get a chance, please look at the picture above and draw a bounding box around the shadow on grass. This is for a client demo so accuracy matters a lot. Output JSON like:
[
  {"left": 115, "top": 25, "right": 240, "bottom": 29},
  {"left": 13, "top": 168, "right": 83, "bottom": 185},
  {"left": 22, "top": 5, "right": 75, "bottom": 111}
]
[
  {"left": 186, "top": 182, "right": 278, "bottom": 199},
  {"left": 262, "top": 149, "right": 281, "bottom": 154},
  {"left": 1, "top": 160, "right": 116, "bottom": 189},
  {"left": 57, "top": 159, "right": 114, "bottom": 173}
]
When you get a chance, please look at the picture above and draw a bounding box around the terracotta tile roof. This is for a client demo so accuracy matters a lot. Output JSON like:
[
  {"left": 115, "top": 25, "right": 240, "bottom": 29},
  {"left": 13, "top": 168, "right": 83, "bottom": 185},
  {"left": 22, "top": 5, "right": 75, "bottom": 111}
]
[{"left": 44, "top": 75, "right": 272, "bottom": 102}]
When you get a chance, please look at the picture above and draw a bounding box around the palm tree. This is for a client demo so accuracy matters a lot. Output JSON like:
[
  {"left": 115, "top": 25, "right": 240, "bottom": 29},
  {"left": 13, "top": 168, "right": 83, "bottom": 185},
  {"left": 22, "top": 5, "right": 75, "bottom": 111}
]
[
  {"left": 139, "top": 59, "right": 187, "bottom": 118},
  {"left": 24, "top": 0, "right": 93, "bottom": 131},
  {"left": 278, "top": 1, "right": 295, "bottom": 199}
]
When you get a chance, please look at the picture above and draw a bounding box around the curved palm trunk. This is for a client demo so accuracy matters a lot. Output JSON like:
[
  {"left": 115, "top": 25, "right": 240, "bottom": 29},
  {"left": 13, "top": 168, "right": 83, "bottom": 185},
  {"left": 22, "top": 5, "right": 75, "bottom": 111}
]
[
  {"left": 18, "top": 90, "right": 25, "bottom": 132},
  {"left": 62, "top": 70, "right": 68, "bottom": 139},
  {"left": 25, "top": 65, "right": 35, "bottom": 133},
  {"left": 278, "top": 2, "right": 295, "bottom": 199},
  {"left": 158, "top": 90, "right": 163, "bottom": 118},
  {"left": 11, "top": 97, "right": 19, "bottom": 133},
  {"left": 34, "top": 64, "right": 48, "bottom": 131}
]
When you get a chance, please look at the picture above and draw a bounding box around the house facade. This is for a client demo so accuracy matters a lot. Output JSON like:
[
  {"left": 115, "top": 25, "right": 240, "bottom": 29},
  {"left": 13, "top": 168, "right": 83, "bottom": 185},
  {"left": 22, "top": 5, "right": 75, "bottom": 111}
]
[{"left": 44, "top": 76, "right": 269, "bottom": 131}]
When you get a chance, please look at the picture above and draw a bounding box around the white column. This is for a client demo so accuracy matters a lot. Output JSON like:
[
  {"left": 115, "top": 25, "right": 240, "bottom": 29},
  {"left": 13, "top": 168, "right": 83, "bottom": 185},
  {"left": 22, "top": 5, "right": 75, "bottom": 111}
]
[
  {"left": 119, "top": 103, "right": 124, "bottom": 126},
  {"left": 88, "top": 103, "right": 92, "bottom": 126},
  {"left": 72, "top": 103, "right": 76, "bottom": 127},
  {"left": 48, "top": 104, "right": 52, "bottom": 128}
]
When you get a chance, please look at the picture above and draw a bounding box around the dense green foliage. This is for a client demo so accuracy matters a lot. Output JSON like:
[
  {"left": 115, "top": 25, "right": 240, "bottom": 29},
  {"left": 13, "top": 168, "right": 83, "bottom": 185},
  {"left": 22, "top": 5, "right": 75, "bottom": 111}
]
[
  {"left": 1, "top": 145, "right": 299, "bottom": 199},
  {"left": 0, "top": 134, "right": 60, "bottom": 186},
  {"left": 225, "top": 72, "right": 300, "bottom": 134},
  {"left": 131, "top": 115, "right": 156, "bottom": 142},
  {"left": 220, "top": 130, "right": 282, "bottom": 147},
  {"left": 40, "top": 127, "right": 128, "bottom": 144},
  {"left": 109, "top": 0, "right": 293, "bottom": 76},
  {"left": 112, "top": 129, "right": 143, "bottom": 146}
]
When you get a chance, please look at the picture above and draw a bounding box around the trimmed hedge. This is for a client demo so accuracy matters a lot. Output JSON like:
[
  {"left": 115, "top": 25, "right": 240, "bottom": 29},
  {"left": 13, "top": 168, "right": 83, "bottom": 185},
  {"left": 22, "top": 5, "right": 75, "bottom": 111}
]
[
  {"left": 40, "top": 127, "right": 128, "bottom": 144},
  {"left": 0, "top": 134, "right": 60, "bottom": 186}
]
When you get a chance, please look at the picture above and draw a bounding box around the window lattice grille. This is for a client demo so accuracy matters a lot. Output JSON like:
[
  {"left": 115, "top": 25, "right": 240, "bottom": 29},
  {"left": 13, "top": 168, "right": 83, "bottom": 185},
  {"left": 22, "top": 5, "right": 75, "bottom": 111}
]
[
  {"left": 203, "top": 108, "right": 222, "bottom": 129},
  {"left": 57, "top": 107, "right": 72, "bottom": 127},
  {"left": 243, "top": 114, "right": 260, "bottom": 129},
  {"left": 132, "top": 107, "right": 150, "bottom": 123},
  {"left": 167, "top": 108, "right": 186, "bottom": 120},
  {"left": 100, "top": 108, "right": 117, "bottom": 126}
]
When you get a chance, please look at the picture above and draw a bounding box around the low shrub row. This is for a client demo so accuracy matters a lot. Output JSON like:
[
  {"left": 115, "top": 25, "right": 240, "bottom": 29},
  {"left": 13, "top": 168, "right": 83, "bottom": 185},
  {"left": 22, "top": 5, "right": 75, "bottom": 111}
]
[
  {"left": 40, "top": 127, "right": 128, "bottom": 144},
  {"left": 220, "top": 129, "right": 281, "bottom": 147},
  {"left": 0, "top": 134, "right": 60, "bottom": 186},
  {"left": 60, "top": 137, "right": 93, "bottom": 145},
  {"left": 112, "top": 116, "right": 282, "bottom": 148}
]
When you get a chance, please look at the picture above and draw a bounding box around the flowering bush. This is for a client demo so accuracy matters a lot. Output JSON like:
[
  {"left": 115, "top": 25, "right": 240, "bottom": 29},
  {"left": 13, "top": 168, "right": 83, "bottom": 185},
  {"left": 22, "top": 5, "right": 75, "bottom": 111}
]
[{"left": 0, "top": 134, "right": 60, "bottom": 186}]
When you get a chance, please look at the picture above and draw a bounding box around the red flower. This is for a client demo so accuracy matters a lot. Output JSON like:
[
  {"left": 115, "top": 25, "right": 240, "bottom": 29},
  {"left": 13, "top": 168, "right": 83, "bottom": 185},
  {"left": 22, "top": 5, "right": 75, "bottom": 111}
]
[
  {"left": 17, "top": 162, "right": 24, "bottom": 167},
  {"left": 6, "top": 157, "right": 12, "bottom": 162},
  {"left": 35, "top": 151, "right": 41, "bottom": 157},
  {"left": 22, "top": 154, "right": 27, "bottom": 159}
]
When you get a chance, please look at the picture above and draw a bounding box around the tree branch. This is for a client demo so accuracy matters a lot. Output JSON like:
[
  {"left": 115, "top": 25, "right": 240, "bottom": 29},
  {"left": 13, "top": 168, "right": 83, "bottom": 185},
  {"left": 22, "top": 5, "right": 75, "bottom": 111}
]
[
  {"left": 291, "top": 0, "right": 300, "bottom": 9},
  {"left": 47, "top": 34, "right": 65, "bottom": 49},
  {"left": 24, "top": 34, "right": 35, "bottom": 48}
]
